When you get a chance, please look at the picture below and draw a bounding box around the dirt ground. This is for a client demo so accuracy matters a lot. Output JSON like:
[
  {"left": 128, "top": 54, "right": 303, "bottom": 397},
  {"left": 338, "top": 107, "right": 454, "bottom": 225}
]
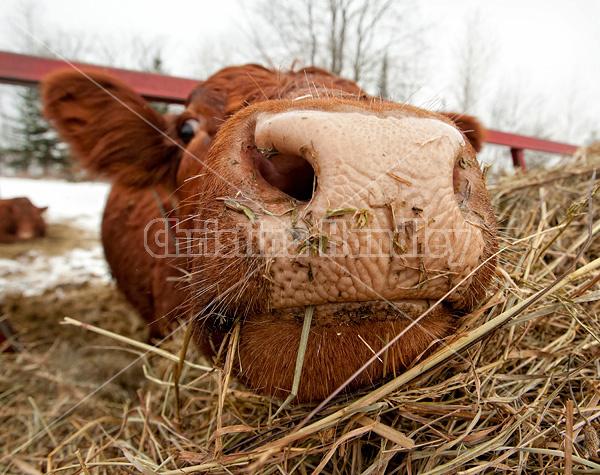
[
  {"left": 0, "top": 222, "right": 166, "bottom": 473},
  {"left": 0, "top": 222, "right": 98, "bottom": 261},
  {"left": 2, "top": 283, "right": 149, "bottom": 397}
]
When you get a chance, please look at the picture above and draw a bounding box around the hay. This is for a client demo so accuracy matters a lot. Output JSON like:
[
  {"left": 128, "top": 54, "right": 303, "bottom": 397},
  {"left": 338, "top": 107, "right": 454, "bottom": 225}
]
[{"left": 2, "top": 145, "right": 600, "bottom": 474}]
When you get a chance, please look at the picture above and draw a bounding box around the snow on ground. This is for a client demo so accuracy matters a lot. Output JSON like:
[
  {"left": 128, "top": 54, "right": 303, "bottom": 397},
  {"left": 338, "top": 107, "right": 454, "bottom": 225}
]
[
  {"left": 0, "top": 176, "right": 110, "bottom": 231},
  {"left": 0, "top": 247, "right": 110, "bottom": 297},
  {"left": 0, "top": 177, "right": 113, "bottom": 296}
]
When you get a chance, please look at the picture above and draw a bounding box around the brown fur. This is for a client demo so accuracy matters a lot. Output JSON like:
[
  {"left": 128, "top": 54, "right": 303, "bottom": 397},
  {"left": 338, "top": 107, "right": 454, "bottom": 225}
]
[
  {"left": 441, "top": 112, "right": 487, "bottom": 153},
  {"left": 224, "top": 306, "right": 455, "bottom": 400},
  {"left": 42, "top": 70, "right": 182, "bottom": 190},
  {"left": 100, "top": 186, "right": 189, "bottom": 338},
  {"left": 0, "top": 197, "right": 47, "bottom": 244},
  {"left": 42, "top": 64, "right": 496, "bottom": 401}
]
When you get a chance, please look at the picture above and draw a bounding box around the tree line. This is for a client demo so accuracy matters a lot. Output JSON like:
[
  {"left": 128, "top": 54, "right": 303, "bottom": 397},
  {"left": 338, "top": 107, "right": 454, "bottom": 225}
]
[
  {"left": 0, "top": 0, "right": 436, "bottom": 177},
  {"left": 1, "top": 0, "right": 595, "bottom": 177}
]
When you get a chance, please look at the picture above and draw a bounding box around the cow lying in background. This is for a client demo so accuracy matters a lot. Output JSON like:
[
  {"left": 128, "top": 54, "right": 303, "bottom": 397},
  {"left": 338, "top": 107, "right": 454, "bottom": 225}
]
[
  {"left": 42, "top": 64, "right": 497, "bottom": 402},
  {"left": 0, "top": 197, "right": 47, "bottom": 244}
]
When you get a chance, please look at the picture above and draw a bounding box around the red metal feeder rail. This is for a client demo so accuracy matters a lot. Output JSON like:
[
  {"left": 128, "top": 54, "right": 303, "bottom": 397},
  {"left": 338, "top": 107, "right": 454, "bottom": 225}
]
[{"left": 0, "top": 51, "right": 580, "bottom": 169}]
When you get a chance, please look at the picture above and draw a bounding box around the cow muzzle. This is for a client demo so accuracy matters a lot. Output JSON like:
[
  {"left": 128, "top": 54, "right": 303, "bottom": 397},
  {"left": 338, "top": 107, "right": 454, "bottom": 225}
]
[
  {"left": 243, "top": 109, "right": 492, "bottom": 309},
  {"left": 188, "top": 100, "right": 497, "bottom": 401}
]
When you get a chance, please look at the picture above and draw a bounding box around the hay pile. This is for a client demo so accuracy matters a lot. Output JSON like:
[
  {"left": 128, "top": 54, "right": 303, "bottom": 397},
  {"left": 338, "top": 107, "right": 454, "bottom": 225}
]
[{"left": 1, "top": 145, "right": 600, "bottom": 474}]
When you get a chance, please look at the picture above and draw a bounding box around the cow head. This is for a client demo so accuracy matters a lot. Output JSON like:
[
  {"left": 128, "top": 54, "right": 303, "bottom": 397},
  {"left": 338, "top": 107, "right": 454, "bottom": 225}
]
[
  {"left": 0, "top": 197, "right": 47, "bottom": 244},
  {"left": 42, "top": 65, "right": 497, "bottom": 402}
]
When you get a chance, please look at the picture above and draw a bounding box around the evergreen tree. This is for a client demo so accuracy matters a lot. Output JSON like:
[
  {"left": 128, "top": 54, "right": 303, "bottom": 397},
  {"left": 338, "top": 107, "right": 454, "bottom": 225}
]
[
  {"left": 5, "top": 86, "right": 70, "bottom": 174},
  {"left": 148, "top": 54, "right": 169, "bottom": 115}
]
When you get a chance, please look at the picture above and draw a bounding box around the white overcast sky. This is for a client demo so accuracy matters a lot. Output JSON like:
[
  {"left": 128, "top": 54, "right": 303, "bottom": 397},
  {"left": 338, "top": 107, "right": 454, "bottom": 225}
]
[{"left": 0, "top": 0, "right": 598, "bottom": 145}]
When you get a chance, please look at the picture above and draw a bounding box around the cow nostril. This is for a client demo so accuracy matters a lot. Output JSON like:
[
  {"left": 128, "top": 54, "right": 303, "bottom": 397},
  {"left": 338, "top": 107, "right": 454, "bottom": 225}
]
[{"left": 253, "top": 147, "right": 316, "bottom": 202}]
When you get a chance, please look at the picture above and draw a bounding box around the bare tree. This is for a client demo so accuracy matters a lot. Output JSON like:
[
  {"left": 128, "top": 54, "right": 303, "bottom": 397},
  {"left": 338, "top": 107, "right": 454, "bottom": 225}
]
[
  {"left": 94, "top": 35, "right": 164, "bottom": 72},
  {"left": 7, "top": 0, "right": 92, "bottom": 61},
  {"left": 483, "top": 83, "right": 557, "bottom": 172},
  {"left": 242, "top": 0, "right": 426, "bottom": 95},
  {"left": 451, "top": 10, "right": 496, "bottom": 114},
  {"left": 377, "top": 52, "right": 389, "bottom": 99},
  {"left": 192, "top": 34, "right": 248, "bottom": 79}
]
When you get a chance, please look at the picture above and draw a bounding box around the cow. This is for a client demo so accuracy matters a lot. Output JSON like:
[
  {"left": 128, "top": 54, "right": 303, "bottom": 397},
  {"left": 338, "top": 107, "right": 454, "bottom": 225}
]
[
  {"left": 42, "top": 64, "right": 497, "bottom": 402},
  {"left": 0, "top": 197, "right": 47, "bottom": 244}
]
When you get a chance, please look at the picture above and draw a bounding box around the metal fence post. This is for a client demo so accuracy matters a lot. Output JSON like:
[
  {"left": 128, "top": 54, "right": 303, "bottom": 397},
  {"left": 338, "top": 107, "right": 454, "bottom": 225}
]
[{"left": 511, "top": 148, "right": 526, "bottom": 170}]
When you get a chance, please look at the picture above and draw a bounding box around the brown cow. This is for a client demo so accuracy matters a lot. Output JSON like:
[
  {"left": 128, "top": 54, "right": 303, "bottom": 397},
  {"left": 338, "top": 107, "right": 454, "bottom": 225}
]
[
  {"left": 42, "top": 65, "right": 497, "bottom": 402},
  {"left": 0, "top": 197, "right": 47, "bottom": 244}
]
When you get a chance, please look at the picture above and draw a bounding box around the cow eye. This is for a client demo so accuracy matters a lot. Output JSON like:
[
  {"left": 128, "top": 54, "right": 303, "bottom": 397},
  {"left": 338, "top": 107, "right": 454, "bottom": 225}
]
[{"left": 180, "top": 119, "right": 200, "bottom": 144}]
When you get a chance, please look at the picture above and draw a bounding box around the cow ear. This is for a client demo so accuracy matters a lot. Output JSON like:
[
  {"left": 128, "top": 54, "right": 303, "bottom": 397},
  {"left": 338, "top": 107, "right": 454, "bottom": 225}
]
[
  {"left": 440, "top": 112, "right": 486, "bottom": 153},
  {"left": 42, "top": 69, "right": 182, "bottom": 188}
]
